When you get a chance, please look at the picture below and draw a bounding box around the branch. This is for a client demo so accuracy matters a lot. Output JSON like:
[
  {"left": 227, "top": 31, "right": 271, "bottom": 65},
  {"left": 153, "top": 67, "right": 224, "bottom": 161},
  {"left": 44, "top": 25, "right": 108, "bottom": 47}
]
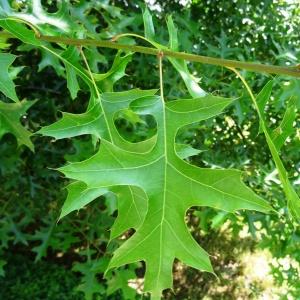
[{"left": 1, "top": 31, "right": 300, "bottom": 78}]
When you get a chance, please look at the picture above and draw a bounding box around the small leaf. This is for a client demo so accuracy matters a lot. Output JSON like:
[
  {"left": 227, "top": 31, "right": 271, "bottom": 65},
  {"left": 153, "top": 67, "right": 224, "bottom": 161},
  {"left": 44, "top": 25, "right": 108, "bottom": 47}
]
[
  {"left": 0, "top": 100, "right": 36, "bottom": 150},
  {"left": 166, "top": 15, "right": 206, "bottom": 97},
  {"left": 94, "top": 52, "right": 132, "bottom": 92},
  {"left": 271, "top": 97, "right": 297, "bottom": 151},
  {"left": 175, "top": 143, "right": 202, "bottom": 159},
  {"left": 256, "top": 80, "right": 273, "bottom": 133},
  {"left": 143, "top": 7, "right": 155, "bottom": 41},
  {"left": 166, "top": 15, "right": 178, "bottom": 51},
  {"left": 62, "top": 46, "right": 80, "bottom": 99}
]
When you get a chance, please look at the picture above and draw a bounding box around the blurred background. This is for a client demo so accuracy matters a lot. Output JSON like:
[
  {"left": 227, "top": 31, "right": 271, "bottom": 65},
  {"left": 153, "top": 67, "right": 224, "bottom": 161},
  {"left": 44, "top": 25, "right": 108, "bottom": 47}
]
[{"left": 0, "top": 0, "right": 299, "bottom": 299}]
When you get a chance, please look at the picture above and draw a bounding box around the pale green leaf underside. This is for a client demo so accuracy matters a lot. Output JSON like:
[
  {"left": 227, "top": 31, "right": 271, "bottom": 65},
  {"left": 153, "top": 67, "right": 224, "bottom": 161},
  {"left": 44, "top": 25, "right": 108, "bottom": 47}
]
[{"left": 56, "top": 90, "right": 271, "bottom": 298}]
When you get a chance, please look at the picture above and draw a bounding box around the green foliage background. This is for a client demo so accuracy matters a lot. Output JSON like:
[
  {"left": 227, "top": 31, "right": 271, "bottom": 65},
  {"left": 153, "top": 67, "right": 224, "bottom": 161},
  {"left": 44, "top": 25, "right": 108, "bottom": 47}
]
[{"left": 0, "top": 0, "right": 299, "bottom": 299}]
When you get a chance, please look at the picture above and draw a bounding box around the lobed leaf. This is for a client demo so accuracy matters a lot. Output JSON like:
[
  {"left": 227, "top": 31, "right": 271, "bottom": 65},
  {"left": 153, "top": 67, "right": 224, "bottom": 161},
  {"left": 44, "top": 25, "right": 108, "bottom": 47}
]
[
  {"left": 57, "top": 90, "right": 272, "bottom": 298},
  {"left": 0, "top": 100, "right": 36, "bottom": 150}
]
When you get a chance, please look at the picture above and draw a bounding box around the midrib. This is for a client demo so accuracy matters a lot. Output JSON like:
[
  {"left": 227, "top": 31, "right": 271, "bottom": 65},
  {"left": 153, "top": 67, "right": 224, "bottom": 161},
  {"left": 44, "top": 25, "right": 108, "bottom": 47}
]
[{"left": 155, "top": 88, "right": 168, "bottom": 288}]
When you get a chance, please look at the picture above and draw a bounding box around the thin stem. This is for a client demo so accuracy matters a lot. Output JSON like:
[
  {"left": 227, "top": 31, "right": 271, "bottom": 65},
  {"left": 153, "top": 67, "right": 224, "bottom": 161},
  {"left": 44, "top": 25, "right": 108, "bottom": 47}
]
[
  {"left": 0, "top": 30, "right": 299, "bottom": 77},
  {"left": 227, "top": 67, "right": 261, "bottom": 115},
  {"left": 112, "top": 33, "right": 160, "bottom": 49},
  {"left": 158, "top": 52, "right": 164, "bottom": 101},
  {"left": 79, "top": 47, "right": 113, "bottom": 142},
  {"left": 79, "top": 46, "right": 100, "bottom": 99},
  {"left": 4, "top": 17, "right": 41, "bottom": 37}
]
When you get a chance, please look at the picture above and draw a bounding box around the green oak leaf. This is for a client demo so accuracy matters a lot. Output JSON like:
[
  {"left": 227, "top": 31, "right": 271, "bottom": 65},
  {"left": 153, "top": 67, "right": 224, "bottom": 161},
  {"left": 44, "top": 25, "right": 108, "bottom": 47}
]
[
  {"left": 39, "top": 89, "right": 157, "bottom": 147},
  {"left": 0, "top": 9, "right": 274, "bottom": 299},
  {"left": 55, "top": 90, "right": 272, "bottom": 299},
  {"left": 0, "top": 53, "right": 19, "bottom": 102},
  {"left": 0, "top": 99, "right": 36, "bottom": 150}
]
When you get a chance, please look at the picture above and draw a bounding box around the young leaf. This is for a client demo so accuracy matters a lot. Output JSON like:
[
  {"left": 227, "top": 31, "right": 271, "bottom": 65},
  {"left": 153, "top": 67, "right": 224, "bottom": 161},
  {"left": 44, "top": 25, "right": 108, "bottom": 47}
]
[
  {"left": 0, "top": 100, "right": 36, "bottom": 150},
  {"left": 56, "top": 90, "right": 272, "bottom": 298},
  {"left": 244, "top": 78, "right": 300, "bottom": 220},
  {"left": 143, "top": 7, "right": 155, "bottom": 41},
  {"left": 166, "top": 15, "right": 206, "bottom": 98},
  {"left": 271, "top": 97, "right": 297, "bottom": 151},
  {"left": 94, "top": 52, "right": 132, "bottom": 93},
  {"left": 0, "top": 53, "right": 19, "bottom": 102},
  {"left": 62, "top": 46, "right": 80, "bottom": 100}
]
